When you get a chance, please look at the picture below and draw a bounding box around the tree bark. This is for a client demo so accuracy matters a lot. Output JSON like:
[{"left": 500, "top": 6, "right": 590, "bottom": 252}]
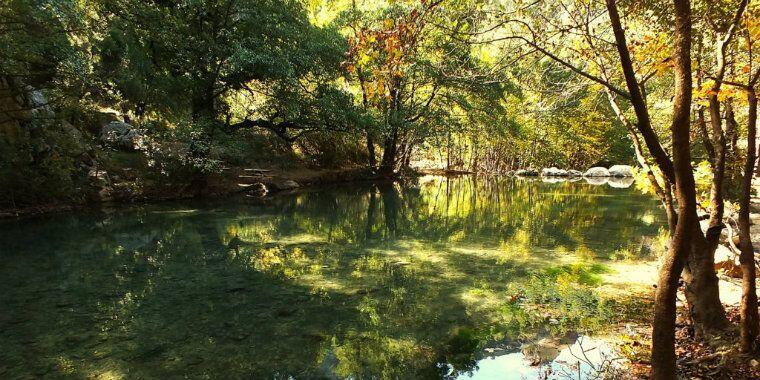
[
  {"left": 739, "top": 90, "right": 759, "bottom": 352},
  {"left": 726, "top": 101, "right": 739, "bottom": 153},
  {"left": 367, "top": 131, "right": 377, "bottom": 168},
  {"left": 682, "top": 229, "right": 728, "bottom": 338},
  {"left": 651, "top": 1, "right": 697, "bottom": 378},
  {"left": 686, "top": 101, "right": 729, "bottom": 335},
  {"left": 607, "top": 0, "right": 728, "bottom": 343},
  {"left": 681, "top": 0, "right": 749, "bottom": 336},
  {"left": 379, "top": 129, "right": 398, "bottom": 177}
]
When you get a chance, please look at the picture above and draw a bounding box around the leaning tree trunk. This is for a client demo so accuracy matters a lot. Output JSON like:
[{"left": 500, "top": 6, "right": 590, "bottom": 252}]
[
  {"left": 652, "top": 1, "right": 695, "bottom": 378},
  {"left": 739, "top": 90, "right": 759, "bottom": 352}
]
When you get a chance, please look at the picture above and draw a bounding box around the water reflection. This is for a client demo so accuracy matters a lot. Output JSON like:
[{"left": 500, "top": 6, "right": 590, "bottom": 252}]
[
  {"left": 0, "top": 176, "right": 662, "bottom": 379},
  {"left": 450, "top": 335, "right": 620, "bottom": 380},
  {"left": 539, "top": 176, "right": 634, "bottom": 189}
]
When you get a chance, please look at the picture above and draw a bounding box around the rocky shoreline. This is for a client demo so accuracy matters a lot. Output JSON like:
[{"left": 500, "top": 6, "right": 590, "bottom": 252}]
[
  {"left": 512, "top": 164, "right": 635, "bottom": 178},
  {"left": 0, "top": 167, "right": 382, "bottom": 219}
]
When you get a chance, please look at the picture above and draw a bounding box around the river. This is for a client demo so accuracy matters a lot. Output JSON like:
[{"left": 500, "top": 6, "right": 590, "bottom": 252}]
[{"left": 0, "top": 175, "right": 665, "bottom": 379}]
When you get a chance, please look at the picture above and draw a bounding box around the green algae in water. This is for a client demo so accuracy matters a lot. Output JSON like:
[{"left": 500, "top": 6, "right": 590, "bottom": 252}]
[{"left": 0, "top": 176, "right": 664, "bottom": 379}]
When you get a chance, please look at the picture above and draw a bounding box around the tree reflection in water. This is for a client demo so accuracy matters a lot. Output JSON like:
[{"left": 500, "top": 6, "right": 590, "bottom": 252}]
[{"left": 0, "top": 175, "right": 663, "bottom": 379}]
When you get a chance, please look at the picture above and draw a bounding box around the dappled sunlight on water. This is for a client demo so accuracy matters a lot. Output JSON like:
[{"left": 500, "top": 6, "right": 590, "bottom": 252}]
[{"left": 0, "top": 176, "right": 664, "bottom": 379}]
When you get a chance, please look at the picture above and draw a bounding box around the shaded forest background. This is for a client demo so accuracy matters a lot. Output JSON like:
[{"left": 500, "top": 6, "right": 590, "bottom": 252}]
[{"left": 0, "top": 0, "right": 640, "bottom": 209}]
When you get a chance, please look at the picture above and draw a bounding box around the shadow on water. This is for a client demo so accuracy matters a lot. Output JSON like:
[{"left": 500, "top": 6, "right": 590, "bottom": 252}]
[{"left": 0, "top": 175, "right": 664, "bottom": 379}]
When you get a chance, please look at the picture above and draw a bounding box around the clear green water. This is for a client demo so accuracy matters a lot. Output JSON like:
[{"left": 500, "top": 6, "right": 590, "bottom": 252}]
[{"left": 0, "top": 175, "right": 664, "bottom": 379}]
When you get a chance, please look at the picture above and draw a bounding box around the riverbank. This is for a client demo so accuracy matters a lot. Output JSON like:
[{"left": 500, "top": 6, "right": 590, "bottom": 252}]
[
  {"left": 1, "top": 162, "right": 636, "bottom": 219},
  {"left": 0, "top": 166, "right": 383, "bottom": 219},
  {"left": 568, "top": 260, "right": 760, "bottom": 379}
]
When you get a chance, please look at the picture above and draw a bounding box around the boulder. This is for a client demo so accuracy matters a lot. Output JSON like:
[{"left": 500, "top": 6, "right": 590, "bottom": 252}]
[
  {"left": 27, "top": 88, "right": 54, "bottom": 119},
  {"left": 61, "top": 121, "right": 89, "bottom": 157},
  {"left": 246, "top": 182, "right": 268, "bottom": 197},
  {"left": 567, "top": 169, "right": 583, "bottom": 177},
  {"left": 270, "top": 179, "right": 300, "bottom": 191},
  {"left": 515, "top": 169, "right": 539, "bottom": 176},
  {"left": 541, "top": 167, "right": 568, "bottom": 177},
  {"left": 583, "top": 167, "right": 610, "bottom": 177},
  {"left": 99, "top": 121, "right": 146, "bottom": 151},
  {"left": 608, "top": 164, "right": 634, "bottom": 177},
  {"left": 93, "top": 108, "right": 124, "bottom": 126}
]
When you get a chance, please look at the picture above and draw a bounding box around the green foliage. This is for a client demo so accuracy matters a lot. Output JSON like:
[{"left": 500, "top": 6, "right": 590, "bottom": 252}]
[
  {"left": 0, "top": 120, "right": 86, "bottom": 207},
  {"left": 97, "top": 0, "right": 354, "bottom": 131},
  {"left": 3, "top": 0, "right": 754, "bottom": 216}
]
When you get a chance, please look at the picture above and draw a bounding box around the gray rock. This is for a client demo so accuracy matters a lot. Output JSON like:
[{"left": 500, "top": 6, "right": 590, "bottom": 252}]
[
  {"left": 99, "top": 121, "right": 145, "bottom": 151},
  {"left": 93, "top": 109, "right": 123, "bottom": 126},
  {"left": 567, "top": 169, "right": 583, "bottom": 177},
  {"left": 247, "top": 182, "right": 268, "bottom": 197},
  {"left": 608, "top": 164, "right": 634, "bottom": 177},
  {"left": 270, "top": 180, "right": 300, "bottom": 191},
  {"left": 62, "top": 121, "right": 89, "bottom": 156},
  {"left": 583, "top": 167, "right": 610, "bottom": 177},
  {"left": 541, "top": 167, "right": 568, "bottom": 177},
  {"left": 699, "top": 219, "right": 728, "bottom": 243}
]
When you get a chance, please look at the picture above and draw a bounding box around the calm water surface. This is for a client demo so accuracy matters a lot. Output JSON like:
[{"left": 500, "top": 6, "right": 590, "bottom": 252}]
[{"left": 0, "top": 176, "right": 664, "bottom": 379}]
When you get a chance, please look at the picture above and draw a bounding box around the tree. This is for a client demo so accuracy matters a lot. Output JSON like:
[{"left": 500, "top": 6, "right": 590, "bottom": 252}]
[{"left": 98, "top": 0, "right": 357, "bottom": 143}]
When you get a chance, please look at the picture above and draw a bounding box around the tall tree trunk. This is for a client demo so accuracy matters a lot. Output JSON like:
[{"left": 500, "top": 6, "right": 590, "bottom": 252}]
[
  {"left": 607, "top": 0, "right": 727, "bottom": 347},
  {"left": 739, "top": 90, "right": 759, "bottom": 352},
  {"left": 446, "top": 131, "right": 452, "bottom": 170},
  {"left": 652, "top": 1, "right": 696, "bottom": 378},
  {"left": 367, "top": 131, "right": 377, "bottom": 168},
  {"left": 403, "top": 142, "right": 413, "bottom": 169},
  {"left": 379, "top": 128, "right": 398, "bottom": 177},
  {"left": 686, "top": 102, "right": 729, "bottom": 336},
  {"left": 726, "top": 101, "right": 739, "bottom": 154},
  {"left": 682, "top": 229, "right": 728, "bottom": 337},
  {"left": 681, "top": 0, "right": 749, "bottom": 335}
]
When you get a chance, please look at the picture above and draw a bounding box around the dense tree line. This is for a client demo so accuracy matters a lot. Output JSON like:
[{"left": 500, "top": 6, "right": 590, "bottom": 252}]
[{"left": 0, "top": 0, "right": 636, "bottom": 207}]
